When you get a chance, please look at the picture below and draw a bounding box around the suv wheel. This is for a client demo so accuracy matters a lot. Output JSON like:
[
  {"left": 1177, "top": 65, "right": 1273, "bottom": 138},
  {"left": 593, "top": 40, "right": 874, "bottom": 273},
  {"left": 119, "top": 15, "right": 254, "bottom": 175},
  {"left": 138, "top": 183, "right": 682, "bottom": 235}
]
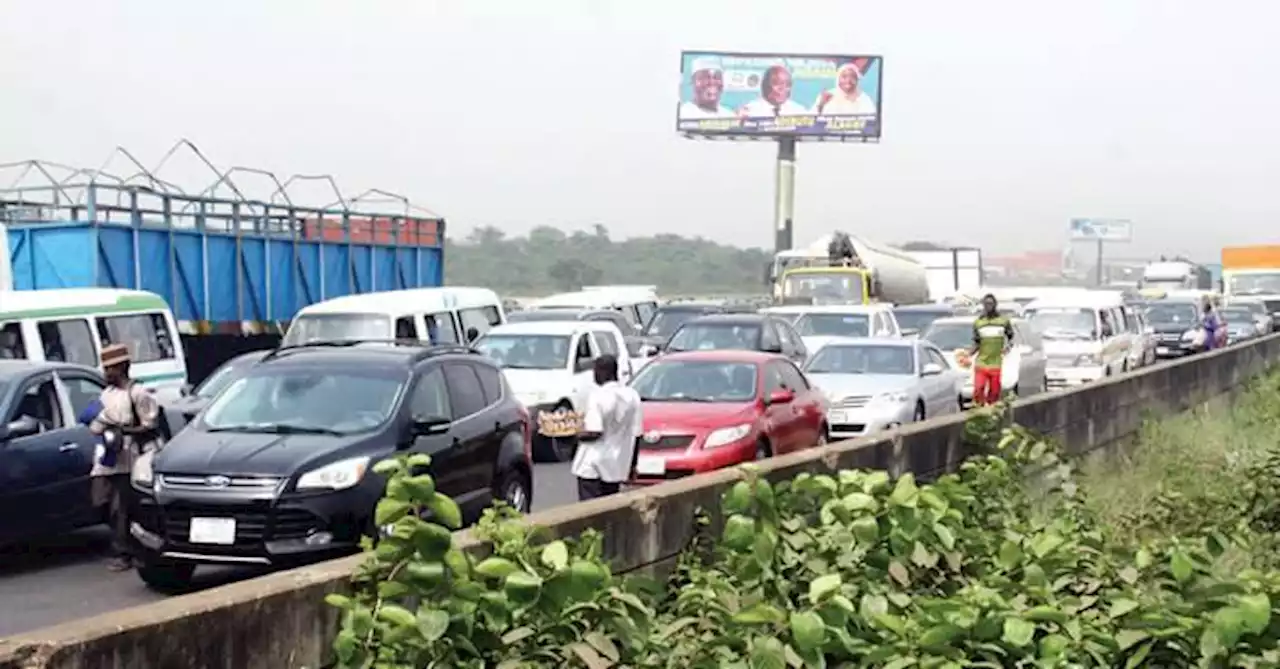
[
  {"left": 137, "top": 561, "right": 196, "bottom": 593},
  {"left": 496, "top": 470, "right": 532, "bottom": 513}
]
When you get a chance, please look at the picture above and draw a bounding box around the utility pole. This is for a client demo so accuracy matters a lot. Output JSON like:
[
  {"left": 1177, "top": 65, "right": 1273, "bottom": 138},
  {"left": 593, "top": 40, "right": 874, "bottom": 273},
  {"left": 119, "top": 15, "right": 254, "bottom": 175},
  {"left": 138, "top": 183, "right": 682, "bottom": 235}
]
[{"left": 773, "top": 137, "right": 797, "bottom": 254}]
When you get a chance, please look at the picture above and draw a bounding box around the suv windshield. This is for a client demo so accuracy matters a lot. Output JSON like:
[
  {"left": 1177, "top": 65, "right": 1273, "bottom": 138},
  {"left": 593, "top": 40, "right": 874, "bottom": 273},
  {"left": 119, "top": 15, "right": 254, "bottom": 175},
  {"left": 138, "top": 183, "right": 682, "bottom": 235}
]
[
  {"left": 506, "top": 310, "right": 584, "bottom": 323},
  {"left": 781, "top": 272, "right": 864, "bottom": 302},
  {"left": 201, "top": 369, "right": 404, "bottom": 435},
  {"left": 630, "top": 360, "right": 757, "bottom": 402},
  {"left": 1144, "top": 303, "right": 1199, "bottom": 325},
  {"left": 794, "top": 313, "right": 870, "bottom": 337},
  {"left": 474, "top": 334, "right": 570, "bottom": 370},
  {"left": 1025, "top": 308, "right": 1096, "bottom": 339},
  {"left": 193, "top": 357, "right": 259, "bottom": 399},
  {"left": 893, "top": 309, "right": 951, "bottom": 333},
  {"left": 642, "top": 309, "right": 710, "bottom": 339},
  {"left": 922, "top": 322, "right": 975, "bottom": 351},
  {"left": 667, "top": 324, "right": 760, "bottom": 352},
  {"left": 805, "top": 345, "right": 915, "bottom": 376},
  {"left": 282, "top": 314, "right": 389, "bottom": 346}
]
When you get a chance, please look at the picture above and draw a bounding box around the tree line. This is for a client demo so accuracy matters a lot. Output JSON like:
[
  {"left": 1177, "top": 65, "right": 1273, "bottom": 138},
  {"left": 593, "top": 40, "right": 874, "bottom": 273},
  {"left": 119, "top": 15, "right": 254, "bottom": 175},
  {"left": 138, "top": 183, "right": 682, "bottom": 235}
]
[{"left": 443, "top": 225, "right": 773, "bottom": 295}]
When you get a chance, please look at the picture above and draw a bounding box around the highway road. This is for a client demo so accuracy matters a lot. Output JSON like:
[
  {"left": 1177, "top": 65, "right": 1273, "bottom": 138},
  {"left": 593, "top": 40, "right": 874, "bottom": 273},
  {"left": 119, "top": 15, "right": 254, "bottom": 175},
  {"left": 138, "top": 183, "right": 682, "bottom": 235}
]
[{"left": 0, "top": 462, "right": 578, "bottom": 639}]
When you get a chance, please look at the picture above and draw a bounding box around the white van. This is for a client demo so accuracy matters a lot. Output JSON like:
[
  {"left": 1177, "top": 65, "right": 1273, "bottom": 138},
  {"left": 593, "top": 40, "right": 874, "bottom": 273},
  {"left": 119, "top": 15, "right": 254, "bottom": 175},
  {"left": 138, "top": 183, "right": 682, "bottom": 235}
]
[
  {"left": 1023, "top": 293, "right": 1133, "bottom": 390},
  {"left": 526, "top": 287, "right": 659, "bottom": 335},
  {"left": 0, "top": 289, "right": 187, "bottom": 400},
  {"left": 283, "top": 287, "right": 505, "bottom": 347}
]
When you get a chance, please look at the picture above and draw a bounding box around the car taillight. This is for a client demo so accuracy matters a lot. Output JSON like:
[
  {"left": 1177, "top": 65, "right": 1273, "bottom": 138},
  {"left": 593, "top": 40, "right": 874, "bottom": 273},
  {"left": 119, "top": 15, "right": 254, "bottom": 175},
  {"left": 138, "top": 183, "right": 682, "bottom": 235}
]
[{"left": 518, "top": 405, "right": 533, "bottom": 463}]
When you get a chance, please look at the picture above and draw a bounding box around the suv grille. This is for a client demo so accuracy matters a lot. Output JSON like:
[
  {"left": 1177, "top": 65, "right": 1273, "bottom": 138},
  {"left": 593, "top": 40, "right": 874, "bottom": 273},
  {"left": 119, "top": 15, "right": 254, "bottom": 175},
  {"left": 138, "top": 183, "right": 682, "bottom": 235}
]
[
  {"left": 835, "top": 395, "right": 871, "bottom": 408},
  {"left": 138, "top": 503, "right": 323, "bottom": 549}
]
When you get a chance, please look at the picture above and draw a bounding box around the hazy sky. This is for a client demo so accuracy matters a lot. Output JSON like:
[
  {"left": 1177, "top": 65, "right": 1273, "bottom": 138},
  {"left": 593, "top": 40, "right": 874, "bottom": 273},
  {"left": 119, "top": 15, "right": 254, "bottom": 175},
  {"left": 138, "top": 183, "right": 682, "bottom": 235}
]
[{"left": 2, "top": 0, "right": 1277, "bottom": 258}]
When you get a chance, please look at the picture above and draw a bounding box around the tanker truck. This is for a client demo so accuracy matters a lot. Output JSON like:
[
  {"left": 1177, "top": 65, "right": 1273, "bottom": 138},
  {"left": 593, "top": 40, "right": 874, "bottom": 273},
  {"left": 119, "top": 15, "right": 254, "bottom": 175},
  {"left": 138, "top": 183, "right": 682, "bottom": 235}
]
[{"left": 768, "top": 232, "right": 930, "bottom": 305}]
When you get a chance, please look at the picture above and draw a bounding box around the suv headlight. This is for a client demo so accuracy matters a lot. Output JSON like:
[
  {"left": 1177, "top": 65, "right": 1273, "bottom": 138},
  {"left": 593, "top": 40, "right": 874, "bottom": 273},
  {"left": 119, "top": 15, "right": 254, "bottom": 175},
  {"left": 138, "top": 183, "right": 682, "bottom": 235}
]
[
  {"left": 1181, "top": 329, "right": 1197, "bottom": 341},
  {"left": 704, "top": 424, "right": 752, "bottom": 448},
  {"left": 296, "top": 456, "right": 371, "bottom": 491},
  {"left": 1075, "top": 354, "right": 1101, "bottom": 366},
  {"left": 132, "top": 450, "right": 155, "bottom": 488}
]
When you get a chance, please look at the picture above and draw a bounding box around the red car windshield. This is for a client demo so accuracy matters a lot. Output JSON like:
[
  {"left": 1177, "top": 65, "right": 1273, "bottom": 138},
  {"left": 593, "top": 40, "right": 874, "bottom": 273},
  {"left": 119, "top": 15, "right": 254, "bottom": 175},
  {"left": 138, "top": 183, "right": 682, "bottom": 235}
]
[{"left": 631, "top": 360, "right": 757, "bottom": 403}]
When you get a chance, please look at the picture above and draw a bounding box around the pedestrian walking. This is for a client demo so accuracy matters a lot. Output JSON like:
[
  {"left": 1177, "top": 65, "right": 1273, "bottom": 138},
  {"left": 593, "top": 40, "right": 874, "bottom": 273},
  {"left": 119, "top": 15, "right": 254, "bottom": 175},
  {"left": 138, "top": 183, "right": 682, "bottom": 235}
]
[
  {"left": 573, "top": 354, "right": 642, "bottom": 501},
  {"left": 970, "top": 294, "right": 1014, "bottom": 406},
  {"left": 88, "top": 343, "right": 166, "bottom": 571}
]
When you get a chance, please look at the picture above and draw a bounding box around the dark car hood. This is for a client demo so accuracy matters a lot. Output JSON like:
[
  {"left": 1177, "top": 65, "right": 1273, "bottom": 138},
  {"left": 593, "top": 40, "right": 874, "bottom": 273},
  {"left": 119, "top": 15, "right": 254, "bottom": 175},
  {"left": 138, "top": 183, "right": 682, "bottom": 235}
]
[
  {"left": 155, "top": 429, "right": 372, "bottom": 477},
  {"left": 1149, "top": 322, "right": 1194, "bottom": 333}
]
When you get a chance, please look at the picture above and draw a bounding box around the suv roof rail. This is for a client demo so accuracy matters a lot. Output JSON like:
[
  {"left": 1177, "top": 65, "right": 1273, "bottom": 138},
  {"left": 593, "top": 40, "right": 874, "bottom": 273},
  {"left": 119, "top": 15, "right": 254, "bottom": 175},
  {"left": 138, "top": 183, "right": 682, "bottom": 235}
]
[{"left": 262, "top": 339, "right": 480, "bottom": 362}]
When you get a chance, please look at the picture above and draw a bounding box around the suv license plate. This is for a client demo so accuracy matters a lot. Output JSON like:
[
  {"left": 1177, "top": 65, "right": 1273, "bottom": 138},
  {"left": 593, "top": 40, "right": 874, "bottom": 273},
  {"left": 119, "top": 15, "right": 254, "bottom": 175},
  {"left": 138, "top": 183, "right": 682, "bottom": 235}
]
[
  {"left": 1156, "top": 346, "right": 1169, "bottom": 355},
  {"left": 635, "top": 455, "right": 666, "bottom": 476},
  {"left": 189, "top": 517, "right": 236, "bottom": 545}
]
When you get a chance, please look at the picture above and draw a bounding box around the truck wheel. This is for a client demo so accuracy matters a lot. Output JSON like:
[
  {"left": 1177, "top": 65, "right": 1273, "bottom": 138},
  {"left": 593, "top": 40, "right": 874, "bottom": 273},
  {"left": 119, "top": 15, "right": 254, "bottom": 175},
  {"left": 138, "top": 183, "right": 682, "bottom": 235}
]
[{"left": 137, "top": 561, "right": 196, "bottom": 593}]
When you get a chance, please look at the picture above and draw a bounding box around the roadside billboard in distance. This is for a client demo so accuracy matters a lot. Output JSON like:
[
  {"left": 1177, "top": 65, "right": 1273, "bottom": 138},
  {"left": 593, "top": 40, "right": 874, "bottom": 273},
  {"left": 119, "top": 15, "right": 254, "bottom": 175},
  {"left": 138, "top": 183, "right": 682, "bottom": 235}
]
[
  {"left": 1069, "top": 218, "right": 1133, "bottom": 242},
  {"left": 676, "top": 51, "right": 883, "bottom": 140}
]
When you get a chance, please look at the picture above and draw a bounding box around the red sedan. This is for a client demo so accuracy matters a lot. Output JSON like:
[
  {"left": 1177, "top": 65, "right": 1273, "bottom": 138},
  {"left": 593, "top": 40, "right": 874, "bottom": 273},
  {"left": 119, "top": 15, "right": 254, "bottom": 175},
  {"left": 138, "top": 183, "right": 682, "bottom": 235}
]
[{"left": 628, "top": 350, "right": 828, "bottom": 484}]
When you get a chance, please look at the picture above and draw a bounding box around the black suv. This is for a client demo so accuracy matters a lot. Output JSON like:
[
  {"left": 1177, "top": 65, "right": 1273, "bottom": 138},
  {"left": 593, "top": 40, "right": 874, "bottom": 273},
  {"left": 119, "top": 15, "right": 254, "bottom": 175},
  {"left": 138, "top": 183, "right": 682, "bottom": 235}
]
[{"left": 128, "top": 340, "right": 532, "bottom": 590}]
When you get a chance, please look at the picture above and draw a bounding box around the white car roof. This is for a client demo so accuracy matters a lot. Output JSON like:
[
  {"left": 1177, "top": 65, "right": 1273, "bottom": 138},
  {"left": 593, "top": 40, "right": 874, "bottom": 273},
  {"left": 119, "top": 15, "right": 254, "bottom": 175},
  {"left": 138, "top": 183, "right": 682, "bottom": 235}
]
[
  {"left": 762, "top": 304, "right": 890, "bottom": 315},
  {"left": 298, "top": 287, "right": 501, "bottom": 316},
  {"left": 484, "top": 320, "right": 616, "bottom": 337}
]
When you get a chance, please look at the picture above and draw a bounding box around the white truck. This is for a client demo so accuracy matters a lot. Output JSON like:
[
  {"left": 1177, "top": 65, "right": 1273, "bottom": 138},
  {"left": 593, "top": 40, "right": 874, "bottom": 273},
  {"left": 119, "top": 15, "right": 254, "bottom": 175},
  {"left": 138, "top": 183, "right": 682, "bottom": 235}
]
[
  {"left": 1139, "top": 259, "right": 1212, "bottom": 292},
  {"left": 903, "top": 248, "right": 983, "bottom": 301},
  {"left": 768, "top": 232, "right": 930, "bottom": 305}
]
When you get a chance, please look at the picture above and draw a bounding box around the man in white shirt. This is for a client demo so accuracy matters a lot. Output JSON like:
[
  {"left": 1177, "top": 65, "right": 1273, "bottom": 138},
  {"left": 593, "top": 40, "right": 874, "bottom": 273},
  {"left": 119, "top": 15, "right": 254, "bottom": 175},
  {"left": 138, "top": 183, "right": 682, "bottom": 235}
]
[
  {"left": 678, "top": 58, "right": 733, "bottom": 120},
  {"left": 738, "top": 65, "right": 808, "bottom": 117},
  {"left": 573, "top": 354, "right": 642, "bottom": 501}
]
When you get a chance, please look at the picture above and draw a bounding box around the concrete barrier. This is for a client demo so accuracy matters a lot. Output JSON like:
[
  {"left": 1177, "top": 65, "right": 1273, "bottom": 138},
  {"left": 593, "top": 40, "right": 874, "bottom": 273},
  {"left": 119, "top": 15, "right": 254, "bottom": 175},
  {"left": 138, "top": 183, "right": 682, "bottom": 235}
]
[{"left": 5, "top": 335, "right": 1280, "bottom": 669}]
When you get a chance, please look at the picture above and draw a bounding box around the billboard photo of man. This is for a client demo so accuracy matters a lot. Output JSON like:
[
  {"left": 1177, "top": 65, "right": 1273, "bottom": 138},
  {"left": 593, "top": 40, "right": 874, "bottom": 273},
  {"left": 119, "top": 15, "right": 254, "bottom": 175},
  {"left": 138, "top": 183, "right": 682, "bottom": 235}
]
[
  {"left": 738, "top": 64, "right": 808, "bottom": 117},
  {"left": 812, "top": 59, "right": 877, "bottom": 115},
  {"left": 678, "top": 58, "right": 733, "bottom": 120}
]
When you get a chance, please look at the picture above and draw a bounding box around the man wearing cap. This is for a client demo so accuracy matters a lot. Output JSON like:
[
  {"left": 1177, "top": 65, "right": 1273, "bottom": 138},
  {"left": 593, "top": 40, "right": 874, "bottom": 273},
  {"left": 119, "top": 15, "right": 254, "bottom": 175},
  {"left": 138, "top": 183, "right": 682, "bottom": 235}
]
[
  {"left": 679, "top": 58, "right": 733, "bottom": 120},
  {"left": 88, "top": 343, "right": 166, "bottom": 571}
]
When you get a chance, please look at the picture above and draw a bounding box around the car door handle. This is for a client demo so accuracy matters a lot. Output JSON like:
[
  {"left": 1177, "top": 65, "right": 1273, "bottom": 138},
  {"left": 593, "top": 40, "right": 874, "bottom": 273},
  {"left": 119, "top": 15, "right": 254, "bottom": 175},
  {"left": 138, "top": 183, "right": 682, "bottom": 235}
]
[{"left": 60, "top": 443, "right": 79, "bottom": 452}]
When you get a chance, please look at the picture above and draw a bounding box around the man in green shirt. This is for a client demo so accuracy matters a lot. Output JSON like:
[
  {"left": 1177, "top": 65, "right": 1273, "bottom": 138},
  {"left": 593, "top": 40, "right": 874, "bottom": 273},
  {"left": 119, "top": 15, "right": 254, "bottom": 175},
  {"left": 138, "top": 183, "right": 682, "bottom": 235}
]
[{"left": 970, "top": 294, "right": 1014, "bottom": 405}]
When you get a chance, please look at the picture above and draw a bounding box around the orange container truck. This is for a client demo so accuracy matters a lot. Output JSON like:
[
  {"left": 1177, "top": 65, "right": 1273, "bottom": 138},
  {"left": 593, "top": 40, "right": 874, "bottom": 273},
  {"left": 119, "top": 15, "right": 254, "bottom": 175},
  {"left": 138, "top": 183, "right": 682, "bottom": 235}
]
[{"left": 1221, "top": 245, "right": 1280, "bottom": 314}]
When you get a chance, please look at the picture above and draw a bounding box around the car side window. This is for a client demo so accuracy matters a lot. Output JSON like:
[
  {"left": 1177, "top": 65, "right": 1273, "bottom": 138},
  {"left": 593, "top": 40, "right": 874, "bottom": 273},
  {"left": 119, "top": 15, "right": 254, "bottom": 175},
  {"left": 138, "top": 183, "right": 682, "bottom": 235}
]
[
  {"left": 763, "top": 363, "right": 787, "bottom": 393},
  {"left": 36, "top": 319, "right": 98, "bottom": 367},
  {"left": 10, "top": 377, "right": 63, "bottom": 431},
  {"left": 410, "top": 367, "right": 452, "bottom": 421},
  {"left": 458, "top": 307, "right": 500, "bottom": 342},
  {"left": 780, "top": 321, "right": 806, "bottom": 356},
  {"left": 926, "top": 348, "right": 950, "bottom": 369},
  {"left": 760, "top": 321, "right": 781, "bottom": 350},
  {"left": 442, "top": 363, "right": 486, "bottom": 420},
  {"left": 473, "top": 364, "right": 504, "bottom": 405},
  {"left": 574, "top": 334, "right": 595, "bottom": 364},
  {"left": 590, "top": 331, "right": 620, "bottom": 358},
  {"left": 60, "top": 374, "right": 105, "bottom": 417},
  {"left": 636, "top": 302, "right": 657, "bottom": 328},
  {"left": 0, "top": 322, "right": 26, "bottom": 360},
  {"left": 777, "top": 360, "right": 810, "bottom": 390},
  {"left": 394, "top": 316, "right": 418, "bottom": 340},
  {"left": 424, "top": 312, "right": 460, "bottom": 344}
]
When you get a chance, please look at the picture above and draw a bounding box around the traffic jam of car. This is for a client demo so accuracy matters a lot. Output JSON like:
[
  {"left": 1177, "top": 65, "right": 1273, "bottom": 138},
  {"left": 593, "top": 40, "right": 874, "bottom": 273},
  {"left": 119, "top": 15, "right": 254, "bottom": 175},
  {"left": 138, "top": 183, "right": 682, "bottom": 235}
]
[{"left": 0, "top": 281, "right": 1248, "bottom": 591}]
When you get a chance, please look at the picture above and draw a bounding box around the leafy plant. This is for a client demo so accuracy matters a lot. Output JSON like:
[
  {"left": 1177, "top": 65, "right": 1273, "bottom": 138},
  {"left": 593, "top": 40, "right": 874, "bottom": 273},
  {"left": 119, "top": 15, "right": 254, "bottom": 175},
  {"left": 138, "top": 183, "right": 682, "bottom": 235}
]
[{"left": 330, "top": 376, "right": 1280, "bottom": 668}]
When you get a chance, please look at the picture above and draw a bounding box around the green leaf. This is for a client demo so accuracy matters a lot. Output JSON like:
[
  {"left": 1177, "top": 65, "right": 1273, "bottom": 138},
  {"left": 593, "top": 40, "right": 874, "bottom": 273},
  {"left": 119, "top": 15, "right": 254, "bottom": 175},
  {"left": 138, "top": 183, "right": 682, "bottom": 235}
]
[
  {"left": 503, "top": 570, "right": 544, "bottom": 606},
  {"left": 724, "top": 480, "right": 753, "bottom": 514},
  {"left": 735, "top": 602, "right": 788, "bottom": 625},
  {"left": 889, "top": 474, "right": 919, "bottom": 507},
  {"left": 541, "top": 540, "right": 570, "bottom": 570},
  {"left": 888, "top": 560, "right": 911, "bottom": 588},
  {"left": 789, "top": 611, "right": 827, "bottom": 652},
  {"left": 724, "top": 514, "right": 757, "bottom": 551},
  {"left": 374, "top": 499, "right": 411, "bottom": 526},
  {"left": 1238, "top": 593, "right": 1272, "bottom": 634},
  {"left": 405, "top": 452, "right": 432, "bottom": 469},
  {"left": 1134, "top": 548, "right": 1153, "bottom": 569},
  {"left": 475, "top": 556, "right": 521, "bottom": 580},
  {"left": 1039, "top": 633, "right": 1069, "bottom": 658},
  {"left": 1169, "top": 549, "right": 1194, "bottom": 584},
  {"left": 931, "top": 523, "right": 956, "bottom": 551},
  {"left": 1125, "top": 640, "right": 1154, "bottom": 669},
  {"left": 376, "top": 603, "right": 416, "bottom": 628},
  {"left": 416, "top": 608, "right": 450, "bottom": 642},
  {"left": 851, "top": 516, "right": 880, "bottom": 544},
  {"left": 1029, "top": 532, "right": 1065, "bottom": 559},
  {"left": 566, "top": 641, "right": 613, "bottom": 669},
  {"left": 377, "top": 581, "right": 412, "bottom": 599},
  {"left": 1114, "top": 629, "right": 1148, "bottom": 651},
  {"left": 1108, "top": 598, "right": 1140, "bottom": 619},
  {"left": 808, "top": 574, "right": 842, "bottom": 602},
  {"left": 372, "top": 458, "right": 404, "bottom": 476},
  {"left": 1024, "top": 606, "right": 1067, "bottom": 624},
  {"left": 1211, "top": 606, "right": 1245, "bottom": 648},
  {"left": 324, "top": 593, "right": 354, "bottom": 610},
  {"left": 996, "top": 540, "right": 1022, "bottom": 570},
  {"left": 918, "top": 623, "right": 964, "bottom": 648},
  {"left": 910, "top": 542, "right": 937, "bottom": 569},
  {"left": 860, "top": 594, "right": 889, "bottom": 618},
  {"left": 1001, "top": 617, "right": 1035, "bottom": 647},
  {"left": 411, "top": 522, "right": 453, "bottom": 559},
  {"left": 502, "top": 626, "right": 536, "bottom": 645},
  {"left": 584, "top": 631, "right": 621, "bottom": 662},
  {"left": 841, "top": 492, "right": 878, "bottom": 512},
  {"left": 401, "top": 474, "right": 437, "bottom": 502},
  {"left": 425, "top": 494, "right": 463, "bottom": 530},
  {"left": 749, "top": 636, "right": 788, "bottom": 669}
]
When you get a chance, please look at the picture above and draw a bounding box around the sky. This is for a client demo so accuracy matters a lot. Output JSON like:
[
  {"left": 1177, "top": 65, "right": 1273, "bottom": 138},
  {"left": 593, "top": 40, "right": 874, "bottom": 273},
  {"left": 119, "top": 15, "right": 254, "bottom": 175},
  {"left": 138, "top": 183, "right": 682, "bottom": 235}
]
[{"left": 1, "top": 0, "right": 1277, "bottom": 259}]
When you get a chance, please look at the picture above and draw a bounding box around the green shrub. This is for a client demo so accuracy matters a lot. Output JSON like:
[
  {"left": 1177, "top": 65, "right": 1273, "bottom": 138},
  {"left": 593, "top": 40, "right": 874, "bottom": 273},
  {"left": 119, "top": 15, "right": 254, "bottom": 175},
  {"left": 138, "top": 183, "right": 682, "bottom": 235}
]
[{"left": 330, "top": 387, "right": 1280, "bottom": 668}]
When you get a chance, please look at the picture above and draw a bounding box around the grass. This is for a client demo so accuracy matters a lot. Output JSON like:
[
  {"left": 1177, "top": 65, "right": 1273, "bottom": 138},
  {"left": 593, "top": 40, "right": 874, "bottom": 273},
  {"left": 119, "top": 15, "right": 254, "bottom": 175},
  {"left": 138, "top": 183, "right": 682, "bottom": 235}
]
[{"left": 1075, "top": 369, "right": 1280, "bottom": 568}]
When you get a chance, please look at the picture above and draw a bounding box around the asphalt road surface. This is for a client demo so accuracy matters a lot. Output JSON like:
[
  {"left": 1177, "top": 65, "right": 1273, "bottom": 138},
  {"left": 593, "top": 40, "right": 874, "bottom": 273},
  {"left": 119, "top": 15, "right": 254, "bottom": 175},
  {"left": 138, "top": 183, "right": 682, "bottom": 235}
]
[{"left": 0, "top": 462, "right": 578, "bottom": 639}]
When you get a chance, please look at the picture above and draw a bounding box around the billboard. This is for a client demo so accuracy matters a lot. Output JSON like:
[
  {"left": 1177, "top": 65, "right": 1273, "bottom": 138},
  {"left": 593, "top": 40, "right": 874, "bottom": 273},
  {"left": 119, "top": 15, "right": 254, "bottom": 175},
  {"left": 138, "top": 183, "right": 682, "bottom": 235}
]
[
  {"left": 1070, "top": 218, "right": 1133, "bottom": 242},
  {"left": 676, "top": 51, "right": 883, "bottom": 139}
]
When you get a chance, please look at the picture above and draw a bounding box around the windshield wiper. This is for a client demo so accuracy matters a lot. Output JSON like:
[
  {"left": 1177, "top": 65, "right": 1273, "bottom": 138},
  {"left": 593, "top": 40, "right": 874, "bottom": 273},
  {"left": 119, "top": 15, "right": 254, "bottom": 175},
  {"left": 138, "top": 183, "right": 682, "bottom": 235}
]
[{"left": 205, "top": 423, "right": 343, "bottom": 436}]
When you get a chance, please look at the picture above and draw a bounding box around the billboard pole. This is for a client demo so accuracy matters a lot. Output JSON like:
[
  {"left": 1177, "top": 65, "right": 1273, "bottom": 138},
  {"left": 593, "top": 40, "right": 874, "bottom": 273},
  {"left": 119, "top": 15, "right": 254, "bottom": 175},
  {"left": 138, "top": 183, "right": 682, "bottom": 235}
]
[
  {"left": 774, "top": 137, "right": 797, "bottom": 253},
  {"left": 1095, "top": 238, "right": 1104, "bottom": 286}
]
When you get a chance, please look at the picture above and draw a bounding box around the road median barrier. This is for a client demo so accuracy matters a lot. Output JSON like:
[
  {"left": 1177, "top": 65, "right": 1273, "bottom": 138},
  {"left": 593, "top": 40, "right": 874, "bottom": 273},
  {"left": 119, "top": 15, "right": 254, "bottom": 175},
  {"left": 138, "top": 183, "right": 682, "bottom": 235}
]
[{"left": 5, "top": 334, "right": 1279, "bottom": 669}]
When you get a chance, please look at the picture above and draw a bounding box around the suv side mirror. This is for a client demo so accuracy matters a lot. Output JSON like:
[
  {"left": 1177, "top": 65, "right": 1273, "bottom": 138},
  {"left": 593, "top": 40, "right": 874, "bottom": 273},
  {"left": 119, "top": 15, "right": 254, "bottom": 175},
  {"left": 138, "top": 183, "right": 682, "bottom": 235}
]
[
  {"left": 1, "top": 415, "right": 42, "bottom": 440},
  {"left": 410, "top": 416, "right": 451, "bottom": 438},
  {"left": 900, "top": 328, "right": 919, "bottom": 338},
  {"left": 921, "top": 362, "right": 943, "bottom": 376},
  {"left": 765, "top": 389, "right": 795, "bottom": 405},
  {"left": 761, "top": 342, "right": 784, "bottom": 354}
]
